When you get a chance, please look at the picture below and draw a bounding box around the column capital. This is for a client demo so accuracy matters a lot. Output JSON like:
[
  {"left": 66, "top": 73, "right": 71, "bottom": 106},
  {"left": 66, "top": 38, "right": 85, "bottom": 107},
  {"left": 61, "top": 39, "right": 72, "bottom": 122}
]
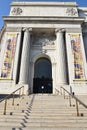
[
  {"left": 55, "top": 28, "right": 65, "bottom": 34},
  {"left": 23, "top": 27, "right": 32, "bottom": 32}
]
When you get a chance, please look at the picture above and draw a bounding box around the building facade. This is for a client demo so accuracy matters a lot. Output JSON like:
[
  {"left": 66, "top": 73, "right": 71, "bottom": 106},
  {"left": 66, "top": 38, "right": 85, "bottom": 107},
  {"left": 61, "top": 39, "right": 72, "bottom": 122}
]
[{"left": 0, "top": 1, "right": 87, "bottom": 94}]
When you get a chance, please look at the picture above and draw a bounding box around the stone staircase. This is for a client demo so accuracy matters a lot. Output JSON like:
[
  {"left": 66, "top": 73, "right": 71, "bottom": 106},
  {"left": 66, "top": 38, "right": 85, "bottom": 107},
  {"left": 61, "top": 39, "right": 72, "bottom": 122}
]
[{"left": 0, "top": 94, "right": 87, "bottom": 130}]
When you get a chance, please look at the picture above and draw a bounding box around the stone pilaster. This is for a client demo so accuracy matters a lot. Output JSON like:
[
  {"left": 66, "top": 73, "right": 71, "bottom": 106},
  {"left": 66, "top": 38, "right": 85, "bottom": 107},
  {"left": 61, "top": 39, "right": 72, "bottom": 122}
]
[
  {"left": 19, "top": 28, "right": 32, "bottom": 84},
  {"left": 55, "top": 28, "right": 68, "bottom": 85}
]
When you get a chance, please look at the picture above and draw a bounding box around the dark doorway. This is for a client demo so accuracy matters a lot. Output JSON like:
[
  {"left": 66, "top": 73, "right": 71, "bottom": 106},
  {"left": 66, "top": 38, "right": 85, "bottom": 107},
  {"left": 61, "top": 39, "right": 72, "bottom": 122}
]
[{"left": 33, "top": 58, "right": 52, "bottom": 93}]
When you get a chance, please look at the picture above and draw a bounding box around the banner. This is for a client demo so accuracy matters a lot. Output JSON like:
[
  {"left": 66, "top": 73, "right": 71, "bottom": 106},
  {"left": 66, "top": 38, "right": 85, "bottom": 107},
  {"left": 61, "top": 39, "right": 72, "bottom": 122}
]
[
  {"left": 70, "top": 34, "right": 85, "bottom": 80},
  {"left": 0, "top": 33, "right": 18, "bottom": 79}
]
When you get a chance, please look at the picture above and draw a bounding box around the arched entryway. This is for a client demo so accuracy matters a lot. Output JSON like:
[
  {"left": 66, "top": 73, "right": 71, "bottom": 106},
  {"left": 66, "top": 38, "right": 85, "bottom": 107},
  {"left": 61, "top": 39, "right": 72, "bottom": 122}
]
[{"left": 33, "top": 58, "right": 52, "bottom": 93}]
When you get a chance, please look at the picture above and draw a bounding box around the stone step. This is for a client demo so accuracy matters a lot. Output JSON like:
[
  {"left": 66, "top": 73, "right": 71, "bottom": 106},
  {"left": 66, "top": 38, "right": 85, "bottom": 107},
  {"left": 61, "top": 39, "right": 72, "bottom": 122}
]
[
  {"left": 0, "top": 115, "right": 86, "bottom": 122},
  {"left": 24, "top": 119, "right": 87, "bottom": 123},
  {"left": 29, "top": 112, "right": 87, "bottom": 115},
  {"left": 29, "top": 114, "right": 77, "bottom": 117},
  {"left": 28, "top": 116, "right": 87, "bottom": 120},
  {"left": 25, "top": 122, "right": 87, "bottom": 128},
  {"left": 0, "top": 127, "right": 87, "bottom": 130},
  {"left": 20, "top": 128, "right": 87, "bottom": 130},
  {"left": 0, "top": 117, "right": 86, "bottom": 122},
  {"left": 0, "top": 94, "right": 87, "bottom": 130},
  {"left": 0, "top": 122, "right": 22, "bottom": 127},
  {"left": 0, "top": 121, "right": 87, "bottom": 128},
  {"left": 0, "top": 115, "right": 25, "bottom": 119}
]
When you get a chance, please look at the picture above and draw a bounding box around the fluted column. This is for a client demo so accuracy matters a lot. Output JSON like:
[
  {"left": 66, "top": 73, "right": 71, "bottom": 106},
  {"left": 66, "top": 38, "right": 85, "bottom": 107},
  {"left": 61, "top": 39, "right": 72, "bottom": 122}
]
[
  {"left": 19, "top": 28, "right": 32, "bottom": 84},
  {"left": 56, "top": 28, "right": 67, "bottom": 85}
]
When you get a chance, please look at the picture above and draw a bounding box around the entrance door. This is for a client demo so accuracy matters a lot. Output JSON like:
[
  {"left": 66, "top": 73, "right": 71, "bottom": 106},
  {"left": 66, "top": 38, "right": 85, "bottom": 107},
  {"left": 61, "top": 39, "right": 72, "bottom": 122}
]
[{"left": 33, "top": 58, "right": 52, "bottom": 93}]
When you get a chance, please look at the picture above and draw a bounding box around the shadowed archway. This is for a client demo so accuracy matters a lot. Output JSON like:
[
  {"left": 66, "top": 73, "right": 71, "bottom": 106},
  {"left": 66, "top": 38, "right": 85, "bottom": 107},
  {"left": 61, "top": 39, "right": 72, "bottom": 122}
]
[{"left": 33, "top": 57, "right": 52, "bottom": 93}]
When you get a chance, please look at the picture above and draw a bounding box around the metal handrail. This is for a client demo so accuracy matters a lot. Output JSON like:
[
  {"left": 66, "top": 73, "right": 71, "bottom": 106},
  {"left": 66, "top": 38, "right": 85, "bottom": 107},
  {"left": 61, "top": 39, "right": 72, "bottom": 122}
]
[
  {"left": 55, "top": 88, "right": 62, "bottom": 95},
  {"left": 60, "top": 86, "right": 87, "bottom": 116},
  {"left": 55, "top": 87, "right": 72, "bottom": 106},
  {"left": 0, "top": 86, "right": 24, "bottom": 115},
  {"left": 61, "top": 86, "right": 87, "bottom": 108}
]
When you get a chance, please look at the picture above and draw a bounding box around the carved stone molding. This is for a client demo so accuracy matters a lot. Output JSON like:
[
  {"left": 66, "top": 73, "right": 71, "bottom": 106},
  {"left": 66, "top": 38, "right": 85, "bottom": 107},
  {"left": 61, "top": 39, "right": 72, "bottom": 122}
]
[
  {"left": 11, "top": 7, "right": 23, "bottom": 15},
  {"left": 41, "top": 49, "right": 47, "bottom": 54},
  {"left": 55, "top": 28, "right": 65, "bottom": 33},
  {"left": 66, "top": 8, "right": 78, "bottom": 16},
  {"left": 23, "top": 28, "right": 32, "bottom": 32}
]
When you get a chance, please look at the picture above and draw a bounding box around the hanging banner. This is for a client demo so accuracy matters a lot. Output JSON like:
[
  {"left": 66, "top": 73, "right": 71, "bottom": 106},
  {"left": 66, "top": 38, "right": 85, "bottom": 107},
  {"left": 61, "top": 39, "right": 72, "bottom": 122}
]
[
  {"left": 0, "top": 33, "right": 18, "bottom": 79},
  {"left": 70, "top": 34, "right": 85, "bottom": 80}
]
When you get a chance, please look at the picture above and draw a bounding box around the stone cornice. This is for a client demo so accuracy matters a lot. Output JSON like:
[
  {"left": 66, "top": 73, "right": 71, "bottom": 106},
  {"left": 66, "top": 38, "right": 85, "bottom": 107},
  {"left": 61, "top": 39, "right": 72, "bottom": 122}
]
[
  {"left": 3, "top": 16, "right": 85, "bottom": 24},
  {"left": 11, "top": 2, "right": 77, "bottom": 7}
]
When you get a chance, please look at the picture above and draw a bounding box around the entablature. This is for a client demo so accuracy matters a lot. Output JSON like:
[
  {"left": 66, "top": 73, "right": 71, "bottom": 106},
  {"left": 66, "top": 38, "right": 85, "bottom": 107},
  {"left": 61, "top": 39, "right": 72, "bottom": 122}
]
[{"left": 3, "top": 16, "right": 85, "bottom": 24}]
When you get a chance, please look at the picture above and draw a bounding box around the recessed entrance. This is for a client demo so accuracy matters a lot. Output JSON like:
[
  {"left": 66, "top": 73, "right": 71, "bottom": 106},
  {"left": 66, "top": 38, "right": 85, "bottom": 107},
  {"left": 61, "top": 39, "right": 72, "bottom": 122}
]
[{"left": 33, "top": 58, "right": 52, "bottom": 93}]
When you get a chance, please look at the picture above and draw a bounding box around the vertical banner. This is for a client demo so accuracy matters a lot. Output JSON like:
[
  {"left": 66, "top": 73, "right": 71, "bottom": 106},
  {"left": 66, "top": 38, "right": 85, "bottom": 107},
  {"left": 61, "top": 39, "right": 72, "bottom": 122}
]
[
  {"left": 0, "top": 33, "right": 18, "bottom": 79},
  {"left": 70, "top": 34, "right": 85, "bottom": 80}
]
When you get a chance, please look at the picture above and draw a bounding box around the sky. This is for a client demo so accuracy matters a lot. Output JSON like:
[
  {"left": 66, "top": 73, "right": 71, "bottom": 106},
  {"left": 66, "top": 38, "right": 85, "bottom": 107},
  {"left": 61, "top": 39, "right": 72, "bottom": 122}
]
[{"left": 0, "top": 0, "right": 87, "bottom": 30}]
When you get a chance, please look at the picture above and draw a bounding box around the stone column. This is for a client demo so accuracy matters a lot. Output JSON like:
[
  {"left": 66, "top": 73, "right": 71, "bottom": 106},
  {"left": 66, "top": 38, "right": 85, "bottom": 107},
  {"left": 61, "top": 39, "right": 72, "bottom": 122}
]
[
  {"left": 19, "top": 28, "right": 32, "bottom": 84},
  {"left": 55, "top": 28, "right": 67, "bottom": 85}
]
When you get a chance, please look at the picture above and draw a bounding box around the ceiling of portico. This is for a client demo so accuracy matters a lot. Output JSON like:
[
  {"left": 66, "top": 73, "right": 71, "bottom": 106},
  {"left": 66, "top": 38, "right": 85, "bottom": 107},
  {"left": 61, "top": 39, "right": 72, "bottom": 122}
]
[{"left": 31, "top": 28, "right": 56, "bottom": 47}]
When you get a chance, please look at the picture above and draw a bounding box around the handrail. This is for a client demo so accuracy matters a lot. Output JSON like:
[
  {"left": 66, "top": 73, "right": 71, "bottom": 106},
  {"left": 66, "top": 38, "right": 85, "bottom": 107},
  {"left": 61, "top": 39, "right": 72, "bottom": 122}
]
[
  {"left": 55, "top": 87, "right": 72, "bottom": 106},
  {"left": 60, "top": 86, "right": 87, "bottom": 116},
  {"left": 55, "top": 88, "right": 62, "bottom": 95},
  {"left": 61, "top": 86, "right": 87, "bottom": 108},
  {"left": 0, "top": 86, "right": 24, "bottom": 103},
  {"left": 0, "top": 86, "right": 24, "bottom": 115}
]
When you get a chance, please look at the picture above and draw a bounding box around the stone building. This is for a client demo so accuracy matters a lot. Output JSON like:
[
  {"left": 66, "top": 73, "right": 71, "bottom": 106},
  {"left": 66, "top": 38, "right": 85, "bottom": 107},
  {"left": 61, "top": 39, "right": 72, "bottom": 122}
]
[{"left": 0, "top": 1, "right": 87, "bottom": 94}]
